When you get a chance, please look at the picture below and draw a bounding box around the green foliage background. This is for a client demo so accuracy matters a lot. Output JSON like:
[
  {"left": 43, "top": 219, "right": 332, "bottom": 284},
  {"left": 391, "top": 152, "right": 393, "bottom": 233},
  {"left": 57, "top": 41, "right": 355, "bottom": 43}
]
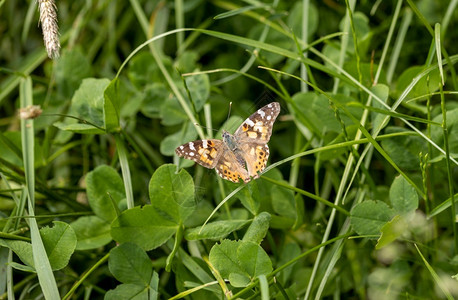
[{"left": 0, "top": 0, "right": 457, "bottom": 299}]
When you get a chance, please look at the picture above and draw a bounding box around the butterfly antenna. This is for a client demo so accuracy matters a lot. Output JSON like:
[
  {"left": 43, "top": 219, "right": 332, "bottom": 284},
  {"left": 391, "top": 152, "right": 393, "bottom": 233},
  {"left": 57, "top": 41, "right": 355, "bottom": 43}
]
[{"left": 193, "top": 123, "right": 218, "bottom": 132}]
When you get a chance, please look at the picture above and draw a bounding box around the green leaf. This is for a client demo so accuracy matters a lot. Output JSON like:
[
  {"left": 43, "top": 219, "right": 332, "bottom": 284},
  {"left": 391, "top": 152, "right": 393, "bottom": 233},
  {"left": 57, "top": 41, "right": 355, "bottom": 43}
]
[
  {"left": 271, "top": 185, "right": 296, "bottom": 220},
  {"left": 395, "top": 66, "right": 441, "bottom": 99},
  {"left": 185, "top": 72, "right": 210, "bottom": 112},
  {"left": 149, "top": 164, "right": 196, "bottom": 224},
  {"left": 86, "top": 165, "right": 126, "bottom": 222},
  {"left": 237, "top": 181, "right": 260, "bottom": 215},
  {"left": 350, "top": 200, "right": 395, "bottom": 236},
  {"left": 237, "top": 242, "right": 272, "bottom": 279},
  {"left": 389, "top": 175, "right": 419, "bottom": 215},
  {"left": 57, "top": 78, "right": 110, "bottom": 132},
  {"left": 160, "top": 97, "right": 188, "bottom": 126},
  {"left": 108, "top": 243, "right": 152, "bottom": 285},
  {"left": 0, "top": 239, "right": 34, "bottom": 268},
  {"left": 430, "top": 108, "right": 458, "bottom": 157},
  {"left": 209, "top": 240, "right": 272, "bottom": 287},
  {"left": 160, "top": 124, "right": 197, "bottom": 156},
  {"left": 185, "top": 220, "right": 250, "bottom": 240},
  {"left": 40, "top": 221, "right": 77, "bottom": 271},
  {"left": 104, "top": 78, "right": 121, "bottom": 132},
  {"left": 70, "top": 216, "right": 111, "bottom": 250},
  {"left": 53, "top": 122, "right": 105, "bottom": 134},
  {"left": 381, "top": 127, "right": 427, "bottom": 170},
  {"left": 140, "top": 83, "right": 169, "bottom": 118},
  {"left": 111, "top": 205, "right": 178, "bottom": 251},
  {"left": 105, "top": 283, "right": 148, "bottom": 300},
  {"left": 376, "top": 215, "right": 408, "bottom": 249},
  {"left": 0, "top": 221, "right": 76, "bottom": 271},
  {"left": 228, "top": 272, "right": 251, "bottom": 287},
  {"left": 242, "top": 212, "right": 271, "bottom": 244},
  {"left": 54, "top": 48, "right": 92, "bottom": 98}
]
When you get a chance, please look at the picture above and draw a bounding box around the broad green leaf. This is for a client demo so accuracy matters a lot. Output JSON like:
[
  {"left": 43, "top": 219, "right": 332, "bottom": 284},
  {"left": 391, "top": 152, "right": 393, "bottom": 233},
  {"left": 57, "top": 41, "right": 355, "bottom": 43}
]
[
  {"left": 86, "top": 165, "right": 126, "bottom": 222},
  {"left": 128, "top": 52, "right": 176, "bottom": 88},
  {"left": 176, "top": 51, "right": 199, "bottom": 73},
  {"left": 430, "top": 108, "right": 458, "bottom": 157},
  {"left": 54, "top": 48, "right": 92, "bottom": 98},
  {"left": 237, "top": 241, "right": 272, "bottom": 279},
  {"left": 277, "top": 242, "right": 301, "bottom": 284},
  {"left": 140, "top": 83, "right": 169, "bottom": 118},
  {"left": 292, "top": 92, "right": 336, "bottom": 134},
  {"left": 160, "top": 97, "right": 188, "bottom": 126},
  {"left": 149, "top": 164, "right": 196, "bottom": 224},
  {"left": 70, "top": 216, "right": 111, "bottom": 250},
  {"left": 0, "top": 221, "right": 76, "bottom": 271},
  {"left": 381, "top": 127, "right": 427, "bottom": 170},
  {"left": 185, "top": 72, "right": 209, "bottom": 112},
  {"left": 111, "top": 205, "right": 178, "bottom": 251},
  {"left": 0, "top": 239, "right": 34, "bottom": 268},
  {"left": 104, "top": 78, "right": 121, "bottom": 132},
  {"left": 160, "top": 124, "right": 197, "bottom": 156},
  {"left": 237, "top": 180, "right": 260, "bottom": 215},
  {"left": 40, "top": 221, "right": 77, "bottom": 270},
  {"left": 57, "top": 78, "right": 110, "bottom": 132},
  {"left": 389, "top": 175, "right": 418, "bottom": 215},
  {"left": 228, "top": 272, "right": 251, "bottom": 287},
  {"left": 209, "top": 240, "right": 272, "bottom": 287},
  {"left": 271, "top": 185, "right": 296, "bottom": 220},
  {"left": 105, "top": 283, "right": 148, "bottom": 300},
  {"left": 53, "top": 122, "right": 105, "bottom": 134},
  {"left": 209, "top": 240, "right": 248, "bottom": 282},
  {"left": 288, "top": 2, "right": 318, "bottom": 38},
  {"left": 395, "top": 66, "right": 441, "bottom": 99},
  {"left": 185, "top": 220, "right": 250, "bottom": 240},
  {"left": 350, "top": 200, "right": 395, "bottom": 236},
  {"left": 108, "top": 243, "right": 152, "bottom": 285},
  {"left": 376, "top": 215, "right": 408, "bottom": 249},
  {"left": 242, "top": 212, "right": 271, "bottom": 244}
]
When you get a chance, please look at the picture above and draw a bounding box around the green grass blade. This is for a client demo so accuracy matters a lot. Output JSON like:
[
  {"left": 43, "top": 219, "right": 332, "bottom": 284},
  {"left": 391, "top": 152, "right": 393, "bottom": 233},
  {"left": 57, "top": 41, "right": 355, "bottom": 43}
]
[
  {"left": 20, "top": 77, "right": 60, "bottom": 299},
  {"left": 114, "top": 134, "right": 134, "bottom": 209},
  {"left": 434, "top": 23, "right": 445, "bottom": 85},
  {"left": 414, "top": 244, "right": 454, "bottom": 300}
]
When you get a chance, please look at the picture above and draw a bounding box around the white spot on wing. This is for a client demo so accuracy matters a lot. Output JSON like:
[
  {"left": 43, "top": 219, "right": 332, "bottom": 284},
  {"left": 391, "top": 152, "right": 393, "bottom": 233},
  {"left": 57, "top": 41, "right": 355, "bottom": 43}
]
[
  {"left": 203, "top": 140, "right": 208, "bottom": 148},
  {"left": 189, "top": 142, "right": 196, "bottom": 151},
  {"left": 189, "top": 152, "right": 195, "bottom": 156},
  {"left": 180, "top": 145, "right": 184, "bottom": 150},
  {"left": 246, "top": 119, "right": 255, "bottom": 127},
  {"left": 267, "top": 115, "right": 271, "bottom": 120},
  {"left": 258, "top": 109, "right": 266, "bottom": 118},
  {"left": 268, "top": 104, "right": 272, "bottom": 108}
]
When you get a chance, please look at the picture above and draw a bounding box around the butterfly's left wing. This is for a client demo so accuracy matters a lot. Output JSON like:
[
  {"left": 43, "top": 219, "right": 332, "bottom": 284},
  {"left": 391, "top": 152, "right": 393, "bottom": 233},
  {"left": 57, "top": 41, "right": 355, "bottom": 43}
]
[
  {"left": 234, "top": 102, "right": 280, "bottom": 144},
  {"left": 233, "top": 102, "right": 280, "bottom": 178},
  {"left": 175, "top": 139, "right": 223, "bottom": 169}
]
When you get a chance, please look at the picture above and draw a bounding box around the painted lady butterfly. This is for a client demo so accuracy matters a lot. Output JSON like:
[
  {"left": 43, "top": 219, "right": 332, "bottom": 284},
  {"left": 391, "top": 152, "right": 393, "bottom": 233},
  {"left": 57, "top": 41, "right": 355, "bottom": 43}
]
[{"left": 175, "top": 102, "right": 280, "bottom": 183}]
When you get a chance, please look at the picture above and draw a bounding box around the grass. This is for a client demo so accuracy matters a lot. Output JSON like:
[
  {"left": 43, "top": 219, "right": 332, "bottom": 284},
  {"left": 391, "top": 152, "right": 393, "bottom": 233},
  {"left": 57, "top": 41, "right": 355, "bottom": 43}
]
[{"left": 0, "top": 1, "right": 457, "bottom": 299}]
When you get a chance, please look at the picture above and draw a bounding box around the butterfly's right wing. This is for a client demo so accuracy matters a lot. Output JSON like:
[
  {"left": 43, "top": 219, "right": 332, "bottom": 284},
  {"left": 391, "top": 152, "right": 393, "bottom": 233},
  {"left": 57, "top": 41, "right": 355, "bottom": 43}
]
[
  {"left": 214, "top": 150, "right": 251, "bottom": 183},
  {"left": 175, "top": 139, "right": 224, "bottom": 169}
]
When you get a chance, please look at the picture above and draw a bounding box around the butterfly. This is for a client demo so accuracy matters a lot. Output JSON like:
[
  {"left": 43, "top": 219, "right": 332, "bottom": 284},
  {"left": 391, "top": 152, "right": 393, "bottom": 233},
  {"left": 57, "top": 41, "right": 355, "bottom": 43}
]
[{"left": 175, "top": 102, "right": 280, "bottom": 183}]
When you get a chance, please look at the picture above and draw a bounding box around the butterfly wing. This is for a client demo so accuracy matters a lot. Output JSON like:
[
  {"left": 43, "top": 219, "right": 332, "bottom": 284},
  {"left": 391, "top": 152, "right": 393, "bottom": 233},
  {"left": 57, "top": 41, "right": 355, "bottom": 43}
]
[
  {"left": 238, "top": 143, "right": 270, "bottom": 178},
  {"left": 234, "top": 102, "right": 280, "bottom": 178},
  {"left": 175, "top": 139, "right": 223, "bottom": 169},
  {"left": 215, "top": 149, "right": 251, "bottom": 183},
  {"left": 234, "top": 102, "right": 280, "bottom": 144}
]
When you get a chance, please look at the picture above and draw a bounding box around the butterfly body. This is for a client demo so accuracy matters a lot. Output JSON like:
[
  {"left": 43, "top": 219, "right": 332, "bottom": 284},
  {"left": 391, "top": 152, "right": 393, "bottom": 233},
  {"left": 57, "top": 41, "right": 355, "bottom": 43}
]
[{"left": 175, "top": 102, "right": 280, "bottom": 183}]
